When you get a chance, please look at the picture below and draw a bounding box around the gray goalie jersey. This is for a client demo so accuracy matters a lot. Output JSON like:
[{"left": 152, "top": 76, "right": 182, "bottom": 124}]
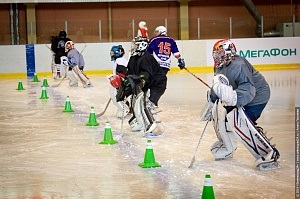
[
  {"left": 214, "top": 55, "right": 270, "bottom": 108},
  {"left": 67, "top": 48, "right": 85, "bottom": 67}
]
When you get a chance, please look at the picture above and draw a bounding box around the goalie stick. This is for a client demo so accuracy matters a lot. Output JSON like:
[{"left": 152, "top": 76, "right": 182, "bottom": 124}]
[
  {"left": 188, "top": 120, "right": 209, "bottom": 168},
  {"left": 120, "top": 97, "right": 126, "bottom": 137},
  {"left": 96, "top": 98, "right": 111, "bottom": 117},
  {"left": 51, "top": 68, "right": 67, "bottom": 88}
]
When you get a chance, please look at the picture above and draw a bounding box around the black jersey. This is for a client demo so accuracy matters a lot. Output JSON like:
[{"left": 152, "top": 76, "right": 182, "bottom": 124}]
[{"left": 127, "top": 52, "right": 167, "bottom": 91}]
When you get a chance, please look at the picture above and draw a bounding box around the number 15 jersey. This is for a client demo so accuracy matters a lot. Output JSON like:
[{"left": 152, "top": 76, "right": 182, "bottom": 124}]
[{"left": 147, "top": 35, "right": 180, "bottom": 71}]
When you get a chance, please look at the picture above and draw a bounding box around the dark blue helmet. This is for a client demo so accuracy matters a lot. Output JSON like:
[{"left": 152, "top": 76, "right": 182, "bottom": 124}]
[{"left": 110, "top": 45, "right": 125, "bottom": 61}]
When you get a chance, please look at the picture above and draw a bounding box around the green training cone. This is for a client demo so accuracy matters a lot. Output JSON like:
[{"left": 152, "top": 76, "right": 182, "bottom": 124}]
[
  {"left": 139, "top": 140, "right": 161, "bottom": 168},
  {"left": 99, "top": 122, "right": 118, "bottom": 145},
  {"left": 86, "top": 106, "right": 99, "bottom": 126},
  {"left": 41, "top": 76, "right": 49, "bottom": 87},
  {"left": 201, "top": 174, "right": 215, "bottom": 199},
  {"left": 62, "top": 96, "right": 74, "bottom": 112},
  {"left": 39, "top": 86, "right": 49, "bottom": 99},
  {"left": 32, "top": 73, "right": 40, "bottom": 82},
  {"left": 16, "top": 79, "right": 25, "bottom": 90}
]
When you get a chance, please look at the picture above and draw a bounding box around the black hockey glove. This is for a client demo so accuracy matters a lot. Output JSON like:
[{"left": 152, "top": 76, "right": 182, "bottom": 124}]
[{"left": 178, "top": 58, "right": 185, "bottom": 70}]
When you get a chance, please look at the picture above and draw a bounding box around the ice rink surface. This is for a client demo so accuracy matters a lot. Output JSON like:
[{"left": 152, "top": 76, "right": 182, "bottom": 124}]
[{"left": 0, "top": 69, "right": 299, "bottom": 199}]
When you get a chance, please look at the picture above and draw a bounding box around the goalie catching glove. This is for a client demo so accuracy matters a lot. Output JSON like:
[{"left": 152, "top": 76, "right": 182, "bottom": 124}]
[
  {"left": 212, "top": 74, "right": 237, "bottom": 106},
  {"left": 178, "top": 58, "right": 185, "bottom": 69}
]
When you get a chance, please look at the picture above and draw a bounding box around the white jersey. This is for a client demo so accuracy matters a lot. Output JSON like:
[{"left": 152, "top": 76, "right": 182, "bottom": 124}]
[{"left": 113, "top": 56, "right": 128, "bottom": 75}]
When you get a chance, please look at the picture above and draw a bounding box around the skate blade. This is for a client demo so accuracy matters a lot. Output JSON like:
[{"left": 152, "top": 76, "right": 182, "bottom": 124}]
[
  {"left": 214, "top": 156, "right": 233, "bottom": 161},
  {"left": 259, "top": 161, "right": 281, "bottom": 171},
  {"left": 143, "top": 132, "right": 164, "bottom": 138}
]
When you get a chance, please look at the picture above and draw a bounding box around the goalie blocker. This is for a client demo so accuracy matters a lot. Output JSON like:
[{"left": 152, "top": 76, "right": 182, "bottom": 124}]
[{"left": 209, "top": 100, "right": 280, "bottom": 171}]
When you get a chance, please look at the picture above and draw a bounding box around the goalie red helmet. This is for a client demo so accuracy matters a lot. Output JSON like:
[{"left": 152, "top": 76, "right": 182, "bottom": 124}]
[
  {"left": 212, "top": 39, "right": 237, "bottom": 68},
  {"left": 65, "top": 40, "right": 74, "bottom": 52},
  {"left": 107, "top": 74, "right": 122, "bottom": 88}
]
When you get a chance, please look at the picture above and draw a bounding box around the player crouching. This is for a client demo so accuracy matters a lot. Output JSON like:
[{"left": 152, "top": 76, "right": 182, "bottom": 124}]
[
  {"left": 61, "top": 41, "right": 92, "bottom": 88},
  {"left": 201, "top": 39, "right": 280, "bottom": 171}
]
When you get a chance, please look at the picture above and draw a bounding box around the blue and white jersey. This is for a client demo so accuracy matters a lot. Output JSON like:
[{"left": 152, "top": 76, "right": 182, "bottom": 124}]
[{"left": 147, "top": 35, "right": 180, "bottom": 70}]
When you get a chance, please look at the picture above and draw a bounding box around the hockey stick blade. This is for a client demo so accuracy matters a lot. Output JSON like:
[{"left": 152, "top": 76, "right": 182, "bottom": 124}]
[
  {"left": 96, "top": 98, "right": 111, "bottom": 117},
  {"left": 188, "top": 120, "right": 209, "bottom": 168}
]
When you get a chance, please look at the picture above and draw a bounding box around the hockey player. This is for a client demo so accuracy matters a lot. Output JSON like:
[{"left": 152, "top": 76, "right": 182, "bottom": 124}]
[
  {"left": 50, "top": 30, "right": 71, "bottom": 78},
  {"left": 137, "top": 21, "right": 148, "bottom": 39},
  {"left": 116, "top": 38, "right": 167, "bottom": 137},
  {"left": 61, "top": 41, "right": 92, "bottom": 88},
  {"left": 147, "top": 26, "right": 185, "bottom": 74},
  {"left": 107, "top": 45, "right": 130, "bottom": 118},
  {"left": 204, "top": 39, "right": 280, "bottom": 170}
]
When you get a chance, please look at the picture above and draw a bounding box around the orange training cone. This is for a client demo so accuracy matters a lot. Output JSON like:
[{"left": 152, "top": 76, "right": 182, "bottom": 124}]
[
  {"left": 41, "top": 76, "right": 49, "bottom": 87},
  {"left": 201, "top": 174, "right": 215, "bottom": 199},
  {"left": 62, "top": 96, "right": 74, "bottom": 112},
  {"left": 86, "top": 106, "right": 99, "bottom": 126},
  {"left": 32, "top": 73, "right": 40, "bottom": 82},
  {"left": 39, "top": 86, "right": 49, "bottom": 99},
  {"left": 99, "top": 122, "right": 118, "bottom": 145},
  {"left": 16, "top": 79, "right": 25, "bottom": 90},
  {"left": 139, "top": 140, "right": 161, "bottom": 168}
]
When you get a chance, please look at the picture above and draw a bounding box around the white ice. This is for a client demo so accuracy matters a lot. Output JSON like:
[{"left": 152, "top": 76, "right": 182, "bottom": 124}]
[{"left": 0, "top": 70, "right": 299, "bottom": 198}]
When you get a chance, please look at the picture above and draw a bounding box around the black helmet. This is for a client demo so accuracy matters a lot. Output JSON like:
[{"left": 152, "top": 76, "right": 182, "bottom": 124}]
[{"left": 59, "top": 30, "right": 67, "bottom": 38}]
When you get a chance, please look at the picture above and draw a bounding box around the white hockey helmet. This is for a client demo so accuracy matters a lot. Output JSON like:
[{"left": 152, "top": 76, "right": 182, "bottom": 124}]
[
  {"left": 155, "top": 26, "right": 167, "bottom": 36},
  {"left": 212, "top": 39, "right": 237, "bottom": 68},
  {"left": 65, "top": 40, "right": 74, "bottom": 52},
  {"left": 134, "top": 37, "right": 148, "bottom": 52},
  {"left": 139, "top": 21, "right": 148, "bottom": 30}
]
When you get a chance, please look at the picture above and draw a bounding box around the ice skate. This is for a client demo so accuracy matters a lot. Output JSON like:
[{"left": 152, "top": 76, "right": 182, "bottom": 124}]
[
  {"left": 83, "top": 83, "right": 93, "bottom": 88},
  {"left": 255, "top": 148, "right": 280, "bottom": 171}
]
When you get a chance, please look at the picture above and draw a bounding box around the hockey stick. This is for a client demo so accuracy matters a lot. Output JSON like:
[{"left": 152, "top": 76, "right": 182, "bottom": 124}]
[
  {"left": 51, "top": 75, "right": 66, "bottom": 88},
  {"left": 96, "top": 98, "right": 112, "bottom": 117},
  {"left": 120, "top": 97, "right": 126, "bottom": 137},
  {"left": 80, "top": 44, "right": 87, "bottom": 54},
  {"left": 184, "top": 67, "right": 211, "bottom": 89},
  {"left": 188, "top": 120, "right": 209, "bottom": 168}
]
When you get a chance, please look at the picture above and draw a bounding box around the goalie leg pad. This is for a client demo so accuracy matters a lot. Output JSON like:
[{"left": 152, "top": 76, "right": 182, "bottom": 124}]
[
  {"left": 226, "top": 107, "right": 280, "bottom": 170},
  {"left": 130, "top": 92, "right": 157, "bottom": 133},
  {"left": 67, "top": 70, "right": 78, "bottom": 86},
  {"left": 53, "top": 64, "right": 61, "bottom": 79},
  {"left": 110, "top": 87, "right": 130, "bottom": 118},
  {"left": 129, "top": 116, "right": 143, "bottom": 132},
  {"left": 200, "top": 100, "right": 213, "bottom": 121},
  {"left": 73, "top": 66, "right": 91, "bottom": 86},
  {"left": 211, "top": 100, "right": 238, "bottom": 159}
]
